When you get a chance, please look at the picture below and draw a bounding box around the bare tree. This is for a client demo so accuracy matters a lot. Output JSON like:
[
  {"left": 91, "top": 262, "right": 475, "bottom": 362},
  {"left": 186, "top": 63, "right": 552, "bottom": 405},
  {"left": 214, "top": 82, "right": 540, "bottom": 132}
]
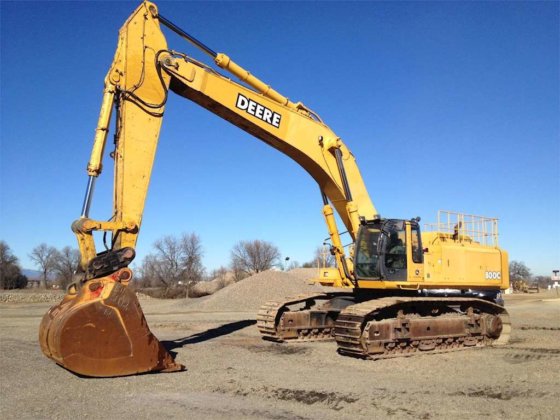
[
  {"left": 230, "top": 239, "right": 280, "bottom": 278},
  {"left": 208, "top": 266, "right": 233, "bottom": 288},
  {"left": 54, "top": 246, "right": 80, "bottom": 289},
  {"left": 509, "top": 260, "right": 533, "bottom": 292},
  {"left": 179, "top": 233, "right": 205, "bottom": 284},
  {"left": 139, "top": 233, "right": 205, "bottom": 292},
  {"left": 0, "top": 241, "right": 18, "bottom": 271},
  {"left": 151, "top": 236, "right": 184, "bottom": 286},
  {"left": 209, "top": 266, "right": 229, "bottom": 281},
  {"left": 139, "top": 254, "right": 169, "bottom": 288},
  {"left": 29, "top": 244, "right": 59, "bottom": 289},
  {"left": 0, "top": 241, "right": 28, "bottom": 289},
  {"left": 287, "top": 260, "right": 300, "bottom": 270},
  {"left": 509, "top": 260, "right": 532, "bottom": 281},
  {"left": 533, "top": 275, "right": 551, "bottom": 289},
  {"left": 302, "top": 246, "right": 336, "bottom": 268}
]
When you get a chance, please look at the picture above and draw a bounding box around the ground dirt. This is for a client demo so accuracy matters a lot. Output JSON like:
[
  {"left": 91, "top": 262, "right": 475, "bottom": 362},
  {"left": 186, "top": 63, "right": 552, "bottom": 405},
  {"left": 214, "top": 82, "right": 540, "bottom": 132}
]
[{"left": 1, "top": 285, "right": 559, "bottom": 419}]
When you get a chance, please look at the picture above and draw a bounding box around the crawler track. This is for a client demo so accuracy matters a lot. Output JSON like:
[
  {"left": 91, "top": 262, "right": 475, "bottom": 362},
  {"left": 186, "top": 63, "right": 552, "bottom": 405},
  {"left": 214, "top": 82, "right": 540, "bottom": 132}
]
[
  {"left": 257, "top": 292, "right": 353, "bottom": 342},
  {"left": 334, "top": 297, "right": 511, "bottom": 359}
]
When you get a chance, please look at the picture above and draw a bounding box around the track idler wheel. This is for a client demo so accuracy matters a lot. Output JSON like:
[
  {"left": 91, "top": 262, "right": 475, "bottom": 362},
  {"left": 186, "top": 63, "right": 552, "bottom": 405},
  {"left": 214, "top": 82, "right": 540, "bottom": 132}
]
[
  {"left": 484, "top": 314, "right": 504, "bottom": 339},
  {"left": 39, "top": 270, "right": 184, "bottom": 377}
]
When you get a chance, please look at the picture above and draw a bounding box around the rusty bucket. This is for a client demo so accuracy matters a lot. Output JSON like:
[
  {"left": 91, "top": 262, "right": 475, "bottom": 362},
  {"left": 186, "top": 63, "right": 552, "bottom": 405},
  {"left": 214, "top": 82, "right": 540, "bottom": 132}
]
[{"left": 39, "top": 270, "right": 184, "bottom": 377}]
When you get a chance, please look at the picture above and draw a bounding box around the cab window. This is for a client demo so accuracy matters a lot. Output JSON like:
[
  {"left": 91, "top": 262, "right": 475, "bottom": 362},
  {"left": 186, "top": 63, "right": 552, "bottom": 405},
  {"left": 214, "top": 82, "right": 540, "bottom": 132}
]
[
  {"left": 411, "top": 224, "right": 423, "bottom": 264},
  {"left": 385, "top": 229, "right": 406, "bottom": 270},
  {"left": 354, "top": 226, "right": 381, "bottom": 278}
]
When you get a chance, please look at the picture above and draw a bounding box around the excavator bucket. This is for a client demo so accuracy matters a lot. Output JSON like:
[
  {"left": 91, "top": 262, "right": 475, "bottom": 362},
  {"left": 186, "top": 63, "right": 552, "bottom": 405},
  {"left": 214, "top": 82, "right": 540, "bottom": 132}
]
[{"left": 39, "top": 270, "right": 184, "bottom": 377}]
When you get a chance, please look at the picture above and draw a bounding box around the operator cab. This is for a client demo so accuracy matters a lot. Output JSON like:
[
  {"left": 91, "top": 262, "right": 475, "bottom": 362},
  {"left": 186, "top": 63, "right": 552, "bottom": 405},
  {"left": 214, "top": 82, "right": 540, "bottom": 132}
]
[{"left": 354, "top": 219, "right": 423, "bottom": 281}]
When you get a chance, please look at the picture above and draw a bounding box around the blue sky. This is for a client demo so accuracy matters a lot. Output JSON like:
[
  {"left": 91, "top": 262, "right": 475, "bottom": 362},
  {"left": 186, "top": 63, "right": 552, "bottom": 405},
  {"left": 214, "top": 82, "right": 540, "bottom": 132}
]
[{"left": 1, "top": 1, "right": 558, "bottom": 276}]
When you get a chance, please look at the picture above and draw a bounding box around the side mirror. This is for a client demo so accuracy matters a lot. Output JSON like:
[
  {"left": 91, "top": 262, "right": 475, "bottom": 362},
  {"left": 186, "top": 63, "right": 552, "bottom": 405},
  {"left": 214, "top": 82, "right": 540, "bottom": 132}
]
[{"left": 423, "top": 248, "right": 429, "bottom": 253}]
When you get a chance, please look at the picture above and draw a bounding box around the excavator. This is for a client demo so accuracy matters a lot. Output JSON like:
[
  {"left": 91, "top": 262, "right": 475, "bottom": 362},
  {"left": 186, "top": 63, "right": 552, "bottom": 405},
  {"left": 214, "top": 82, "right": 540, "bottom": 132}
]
[{"left": 39, "top": 2, "right": 510, "bottom": 377}]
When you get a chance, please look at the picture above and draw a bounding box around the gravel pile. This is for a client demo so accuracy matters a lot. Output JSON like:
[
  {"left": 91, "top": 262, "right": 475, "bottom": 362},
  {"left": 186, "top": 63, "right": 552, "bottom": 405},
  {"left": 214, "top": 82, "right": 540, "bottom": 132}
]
[
  {"left": 187, "top": 270, "right": 324, "bottom": 312},
  {"left": 190, "top": 275, "right": 235, "bottom": 297},
  {"left": 287, "top": 267, "right": 321, "bottom": 282},
  {"left": 0, "top": 290, "right": 65, "bottom": 304}
]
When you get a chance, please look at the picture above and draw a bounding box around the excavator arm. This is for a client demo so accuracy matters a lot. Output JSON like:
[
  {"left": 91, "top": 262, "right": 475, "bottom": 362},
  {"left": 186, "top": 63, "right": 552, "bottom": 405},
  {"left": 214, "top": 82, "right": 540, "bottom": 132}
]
[
  {"left": 39, "top": 1, "right": 378, "bottom": 377},
  {"left": 72, "top": 3, "right": 169, "bottom": 273}
]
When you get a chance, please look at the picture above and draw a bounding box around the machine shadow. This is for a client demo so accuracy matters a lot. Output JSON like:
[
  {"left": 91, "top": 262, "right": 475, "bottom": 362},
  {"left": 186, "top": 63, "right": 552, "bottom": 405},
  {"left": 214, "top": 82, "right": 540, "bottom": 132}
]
[{"left": 162, "top": 319, "right": 257, "bottom": 352}]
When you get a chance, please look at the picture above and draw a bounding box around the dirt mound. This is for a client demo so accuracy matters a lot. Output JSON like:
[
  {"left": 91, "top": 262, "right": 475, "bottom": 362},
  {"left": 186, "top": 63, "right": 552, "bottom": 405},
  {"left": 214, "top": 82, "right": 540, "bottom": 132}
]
[
  {"left": 190, "top": 275, "right": 235, "bottom": 297},
  {"left": 187, "top": 270, "right": 324, "bottom": 312},
  {"left": 287, "top": 267, "right": 320, "bottom": 282}
]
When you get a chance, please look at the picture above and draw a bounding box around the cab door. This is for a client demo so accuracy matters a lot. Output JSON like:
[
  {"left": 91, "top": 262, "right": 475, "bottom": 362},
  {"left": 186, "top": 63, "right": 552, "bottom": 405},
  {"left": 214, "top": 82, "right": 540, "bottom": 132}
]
[
  {"left": 381, "top": 220, "right": 408, "bottom": 281},
  {"left": 405, "top": 221, "right": 424, "bottom": 282}
]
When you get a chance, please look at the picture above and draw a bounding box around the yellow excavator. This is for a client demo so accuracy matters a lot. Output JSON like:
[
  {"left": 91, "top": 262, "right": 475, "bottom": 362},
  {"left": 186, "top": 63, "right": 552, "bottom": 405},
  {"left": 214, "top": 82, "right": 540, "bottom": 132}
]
[{"left": 39, "top": 2, "right": 510, "bottom": 377}]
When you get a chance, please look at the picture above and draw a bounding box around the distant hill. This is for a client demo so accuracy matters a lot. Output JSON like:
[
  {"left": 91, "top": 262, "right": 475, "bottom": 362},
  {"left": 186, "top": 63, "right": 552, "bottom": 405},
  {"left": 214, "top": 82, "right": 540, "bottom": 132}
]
[{"left": 21, "top": 269, "right": 56, "bottom": 281}]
